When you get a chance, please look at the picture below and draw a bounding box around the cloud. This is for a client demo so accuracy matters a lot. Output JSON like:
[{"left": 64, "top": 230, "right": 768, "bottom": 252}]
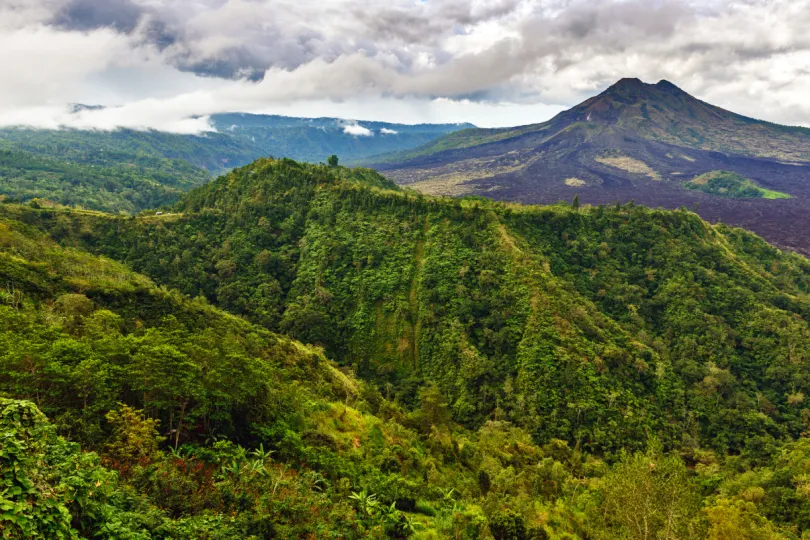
[
  {"left": 380, "top": 128, "right": 398, "bottom": 134},
  {"left": 343, "top": 123, "right": 373, "bottom": 136},
  {"left": 52, "top": 0, "right": 143, "bottom": 33},
  {"left": 1, "top": 0, "right": 810, "bottom": 130}
]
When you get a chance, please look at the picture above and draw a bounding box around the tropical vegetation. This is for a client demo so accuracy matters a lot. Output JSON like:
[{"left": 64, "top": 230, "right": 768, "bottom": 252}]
[{"left": 4, "top": 157, "right": 810, "bottom": 537}]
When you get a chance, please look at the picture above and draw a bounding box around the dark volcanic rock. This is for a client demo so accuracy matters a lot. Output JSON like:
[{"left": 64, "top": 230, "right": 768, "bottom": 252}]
[{"left": 373, "top": 79, "right": 810, "bottom": 255}]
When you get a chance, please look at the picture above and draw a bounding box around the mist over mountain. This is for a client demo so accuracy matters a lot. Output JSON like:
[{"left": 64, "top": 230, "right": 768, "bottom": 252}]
[{"left": 374, "top": 78, "right": 810, "bottom": 255}]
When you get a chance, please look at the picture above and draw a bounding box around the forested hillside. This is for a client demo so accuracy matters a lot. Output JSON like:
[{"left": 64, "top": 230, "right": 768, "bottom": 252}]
[
  {"left": 211, "top": 113, "right": 474, "bottom": 164},
  {"left": 0, "top": 128, "right": 245, "bottom": 213},
  {"left": 5, "top": 158, "right": 810, "bottom": 537},
  {"left": 0, "top": 117, "right": 469, "bottom": 214},
  {"left": 32, "top": 157, "right": 810, "bottom": 451},
  {"left": 0, "top": 148, "right": 207, "bottom": 213}
]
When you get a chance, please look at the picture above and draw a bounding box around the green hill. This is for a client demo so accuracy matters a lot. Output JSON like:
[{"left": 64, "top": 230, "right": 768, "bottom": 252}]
[
  {"left": 0, "top": 128, "right": 251, "bottom": 213},
  {"left": 17, "top": 157, "right": 810, "bottom": 447},
  {"left": 0, "top": 148, "right": 207, "bottom": 213},
  {"left": 6, "top": 158, "right": 810, "bottom": 537}
]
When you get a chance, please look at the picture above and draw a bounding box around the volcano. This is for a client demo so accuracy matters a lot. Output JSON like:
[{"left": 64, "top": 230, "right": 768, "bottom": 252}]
[{"left": 373, "top": 78, "right": 810, "bottom": 255}]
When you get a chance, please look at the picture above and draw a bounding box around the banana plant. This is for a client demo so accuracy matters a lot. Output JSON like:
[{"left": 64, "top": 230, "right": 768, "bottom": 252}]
[{"left": 348, "top": 489, "right": 379, "bottom": 518}]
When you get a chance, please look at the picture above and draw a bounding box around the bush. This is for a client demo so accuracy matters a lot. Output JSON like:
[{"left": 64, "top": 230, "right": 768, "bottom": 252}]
[{"left": 489, "top": 510, "right": 527, "bottom": 540}]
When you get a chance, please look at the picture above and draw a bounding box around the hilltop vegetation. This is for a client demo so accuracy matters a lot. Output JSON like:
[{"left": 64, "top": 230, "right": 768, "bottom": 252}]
[{"left": 5, "top": 157, "right": 810, "bottom": 537}]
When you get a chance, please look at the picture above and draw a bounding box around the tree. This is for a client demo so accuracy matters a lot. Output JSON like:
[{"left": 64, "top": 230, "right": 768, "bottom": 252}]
[
  {"left": 489, "top": 510, "right": 527, "bottom": 540},
  {"left": 417, "top": 382, "right": 450, "bottom": 431},
  {"left": 328, "top": 154, "right": 339, "bottom": 167},
  {"left": 596, "top": 440, "right": 705, "bottom": 539},
  {"left": 131, "top": 341, "right": 202, "bottom": 449},
  {"left": 105, "top": 403, "right": 164, "bottom": 465},
  {"left": 705, "top": 498, "right": 786, "bottom": 540},
  {"left": 53, "top": 293, "right": 94, "bottom": 333}
]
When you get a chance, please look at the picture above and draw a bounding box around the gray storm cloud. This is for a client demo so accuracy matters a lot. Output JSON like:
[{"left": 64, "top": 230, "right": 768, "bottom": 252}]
[{"left": 1, "top": 0, "right": 809, "bottom": 131}]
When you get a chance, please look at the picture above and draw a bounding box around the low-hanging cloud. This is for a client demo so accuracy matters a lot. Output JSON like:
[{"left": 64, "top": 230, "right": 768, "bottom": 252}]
[
  {"left": 343, "top": 123, "right": 373, "bottom": 137},
  {"left": 1, "top": 0, "right": 810, "bottom": 131}
]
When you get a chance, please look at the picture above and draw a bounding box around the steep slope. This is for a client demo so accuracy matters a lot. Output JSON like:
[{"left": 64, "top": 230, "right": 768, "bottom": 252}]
[
  {"left": 16, "top": 157, "right": 810, "bottom": 458},
  {"left": 8, "top": 158, "right": 810, "bottom": 536},
  {"left": 0, "top": 206, "right": 520, "bottom": 538},
  {"left": 373, "top": 79, "right": 810, "bottom": 255}
]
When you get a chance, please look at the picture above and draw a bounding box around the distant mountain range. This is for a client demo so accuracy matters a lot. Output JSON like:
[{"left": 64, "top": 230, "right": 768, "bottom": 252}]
[
  {"left": 372, "top": 78, "right": 810, "bottom": 255},
  {"left": 210, "top": 113, "right": 474, "bottom": 164},
  {"left": 0, "top": 114, "right": 471, "bottom": 213}
]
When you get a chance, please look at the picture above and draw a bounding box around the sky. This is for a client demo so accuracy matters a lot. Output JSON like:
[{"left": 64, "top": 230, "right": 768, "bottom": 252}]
[{"left": 1, "top": 0, "right": 810, "bottom": 133}]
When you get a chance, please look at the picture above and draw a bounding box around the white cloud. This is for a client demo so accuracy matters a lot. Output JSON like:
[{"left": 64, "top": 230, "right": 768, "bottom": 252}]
[
  {"left": 1, "top": 0, "right": 810, "bottom": 131},
  {"left": 343, "top": 123, "right": 373, "bottom": 136},
  {"left": 380, "top": 127, "right": 398, "bottom": 134}
]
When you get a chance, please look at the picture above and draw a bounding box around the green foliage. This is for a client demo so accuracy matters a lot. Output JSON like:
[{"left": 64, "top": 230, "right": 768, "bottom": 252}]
[
  {"left": 328, "top": 154, "right": 339, "bottom": 167},
  {"left": 105, "top": 404, "right": 164, "bottom": 466},
  {"left": 488, "top": 510, "right": 527, "bottom": 540},
  {"left": 31, "top": 157, "right": 810, "bottom": 458},
  {"left": 0, "top": 399, "right": 75, "bottom": 539},
  {"left": 0, "top": 148, "right": 207, "bottom": 213},
  {"left": 5, "top": 155, "right": 810, "bottom": 537},
  {"left": 597, "top": 441, "right": 705, "bottom": 539},
  {"left": 685, "top": 170, "right": 791, "bottom": 199}
]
